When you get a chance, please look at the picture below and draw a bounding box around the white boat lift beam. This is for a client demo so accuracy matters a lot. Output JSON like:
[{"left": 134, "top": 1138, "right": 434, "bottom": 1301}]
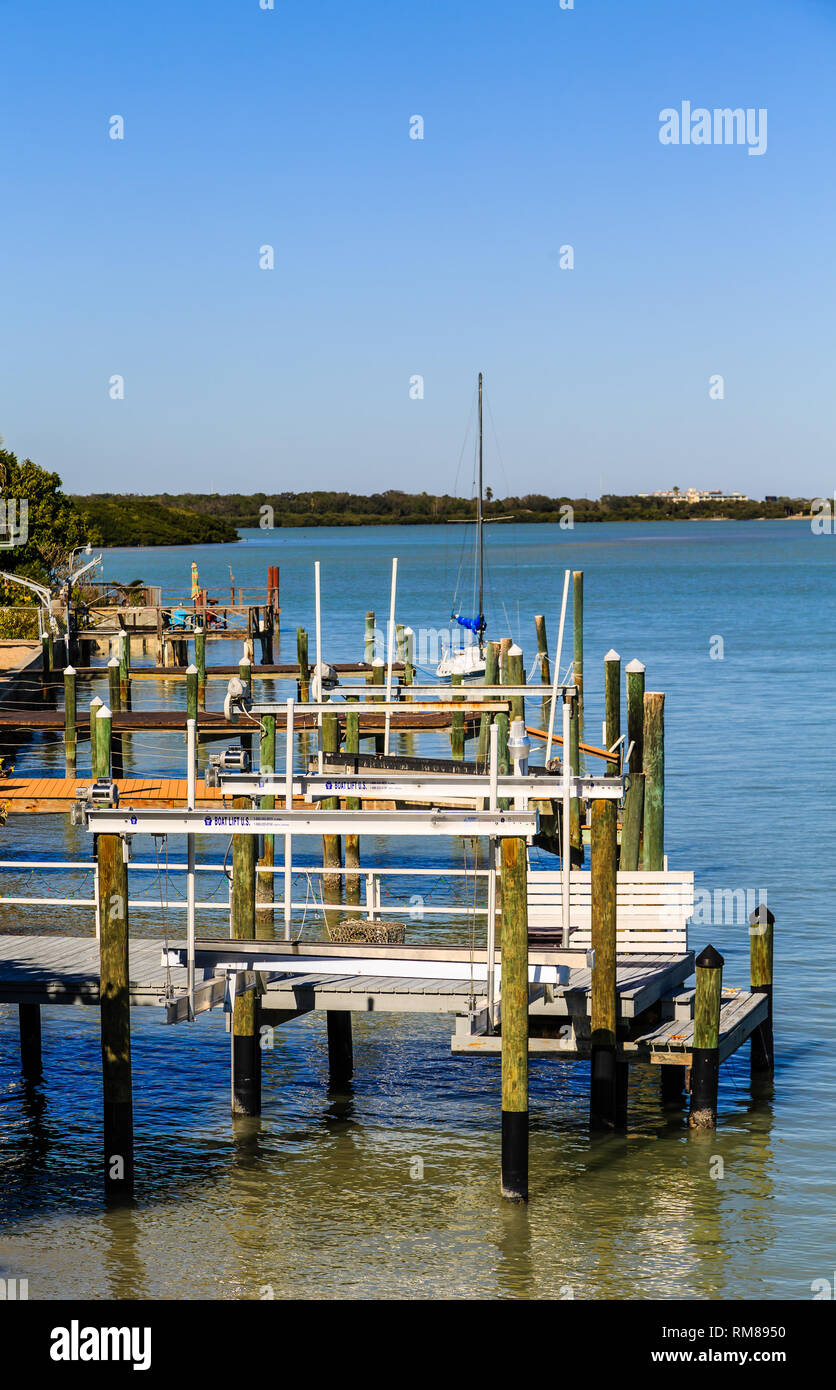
[{"left": 83, "top": 806, "right": 540, "bottom": 837}]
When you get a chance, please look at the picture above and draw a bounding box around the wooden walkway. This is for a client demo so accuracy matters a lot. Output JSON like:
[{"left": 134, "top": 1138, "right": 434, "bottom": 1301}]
[{"left": 0, "top": 777, "right": 322, "bottom": 812}]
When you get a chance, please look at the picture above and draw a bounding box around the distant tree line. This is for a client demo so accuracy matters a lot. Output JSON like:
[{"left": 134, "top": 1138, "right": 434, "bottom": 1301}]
[{"left": 71, "top": 489, "right": 813, "bottom": 532}]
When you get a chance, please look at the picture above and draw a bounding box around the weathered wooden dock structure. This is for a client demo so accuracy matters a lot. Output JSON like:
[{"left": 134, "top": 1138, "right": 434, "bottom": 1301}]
[{"left": 0, "top": 567, "right": 775, "bottom": 1204}]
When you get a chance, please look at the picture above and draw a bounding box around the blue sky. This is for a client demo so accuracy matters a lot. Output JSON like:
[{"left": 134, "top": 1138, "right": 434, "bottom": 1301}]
[{"left": 1, "top": 0, "right": 834, "bottom": 498}]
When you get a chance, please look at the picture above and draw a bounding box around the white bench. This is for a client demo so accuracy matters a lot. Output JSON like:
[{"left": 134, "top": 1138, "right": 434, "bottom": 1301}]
[{"left": 526, "top": 869, "right": 694, "bottom": 953}]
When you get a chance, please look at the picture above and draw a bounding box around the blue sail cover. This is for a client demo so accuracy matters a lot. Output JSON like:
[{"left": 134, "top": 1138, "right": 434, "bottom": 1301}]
[{"left": 452, "top": 612, "right": 486, "bottom": 635}]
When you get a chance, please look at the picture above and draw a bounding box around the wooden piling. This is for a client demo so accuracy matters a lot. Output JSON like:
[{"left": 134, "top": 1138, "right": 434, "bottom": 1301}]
[
  {"left": 63, "top": 665, "right": 77, "bottom": 776},
  {"left": 231, "top": 799, "right": 260, "bottom": 1116},
  {"left": 451, "top": 672, "right": 465, "bottom": 760},
  {"left": 97, "top": 832, "right": 134, "bottom": 1195},
  {"left": 88, "top": 696, "right": 103, "bottom": 776},
  {"left": 195, "top": 627, "right": 206, "bottom": 710},
  {"left": 95, "top": 705, "right": 112, "bottom": 780},
  {"left": 256, "top": 714, "right": 276, "bottom": 935},
  {"left": 321, "top": 712, "right": 343, "bottom": 926},
  {"left": 371, "top": 657, "right": 385, "bottom": 754},
  {"left": 296, "top": 628, "right": 310, "bottom": 701},
  {"left": 186, "top": 663, "right": 198, "bottom": 726},
  {"left": 500, "top": 835, "right": 529, "bottom": 1202},
  {"left": 107, "top": 659, "right": 124, "bottom": 780},
  {"left": 403, "top": 625, "right": 414, "bottom": 689},
  {"left": 326, "top": 1011, "right": 354, "bottom": 1088},
  {"left": 118, "top": 631, "right": 130, "bottom": 708},
  {"left": 641, "top": 692, "right": 665, "bottom": 870},
  {"left": 19, "top": 1003, "right": 42, "bottom": 1079},
  {"left": 534, "top": 614, "right": 550, "bottom": 726},
  {"left": 749, "top": 903, "right": 775, "bottom": 1079},
  {"left": 620, "top": 659, "right": 646, "bottom": 870},
  {"left": 572, "top": 571, "right": 583, "bottom": 719},
  {"left": 344, "top": 698, "right": 361, "bottom": 908},
  {"left": 477, "top": 641, "right": 500, "bottom": 767},
  {"left": 569, "top": 693, "right": 583, "bottom": 859},
  {"left": 364, "top": 611, "right": 376, "bottom": 664},
  {"left": 604, "top": 649, "right": 620, "bottom": 751},
  {"left": 590, "top": 798, "right": 619, "bottom": 1130},
  {"left": 688, "top": 945, "right": 724, "bottom": 1129}
]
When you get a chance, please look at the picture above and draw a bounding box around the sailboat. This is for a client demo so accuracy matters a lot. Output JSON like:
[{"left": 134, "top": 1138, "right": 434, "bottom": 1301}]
[{"left": 436, "top": 373, "right": 488, "bottom": 680}]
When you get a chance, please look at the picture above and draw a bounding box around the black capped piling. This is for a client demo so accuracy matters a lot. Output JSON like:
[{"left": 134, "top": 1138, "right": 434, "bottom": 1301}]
[
  {"left": 195, "top": 627, "right": 206, "bottom": 710},
  {"left": 321, "top": 712, "right": 343, "bottom": 927},
  {"left": 296, "top": 628, "right": 310, "bottom": 701},
  {"left": 107, "top": 659, "right": 124, "bottom": 779},
  {"left": 749, "top": 903, "right": 775, "bottom": 1080},
  {"left": 534, "top": 614, "right": 550, "bottom": 726},
  {"left": 688, "top": 945, "right": 724, "bottom": 1129}
]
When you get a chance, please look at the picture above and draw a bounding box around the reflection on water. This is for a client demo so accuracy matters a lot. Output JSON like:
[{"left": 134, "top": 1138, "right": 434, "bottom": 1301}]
[{"left": 1, "top": 523, "right": 835, "bottom": 1298}]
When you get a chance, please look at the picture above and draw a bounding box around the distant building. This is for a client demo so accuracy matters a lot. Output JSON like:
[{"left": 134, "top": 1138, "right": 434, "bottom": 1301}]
[{"left": 637, "top": 488, "right": 749, "bottom": 504}]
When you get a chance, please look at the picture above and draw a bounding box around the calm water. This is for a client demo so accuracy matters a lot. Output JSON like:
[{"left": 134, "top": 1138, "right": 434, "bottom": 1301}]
[{"left": 0, "top": 520, "right": 833, "bottom": 1300}]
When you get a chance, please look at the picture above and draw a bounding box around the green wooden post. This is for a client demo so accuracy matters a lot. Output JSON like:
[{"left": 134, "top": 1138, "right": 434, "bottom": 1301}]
[
  {"left": 534, "top": 614, "right": 550, "bottom": 727},
  {"left": 507, "top": 644, "right": 525, "bottom": 723},
  {"left": 321, "top": 712, "right": 343, "bottom": 927},
  {"left": 195, "top": 626, "right": 206, "bottom": 711},
  {"left": 749, "top": 903, "right": 775, "bottom": 1079},
  {"left": 118, "top": 631, "right": 129, "bottom": 708},
  {"left": 569, "top": 693, "right": 582, "bottom": 859},
  {"left": 88, "top": 696, "right": 103, "bottom": 777},
  {"left": 107, "top": 658, "right": 123, "bottom": 780},
  {"left": 590, "top": 798, "right": 620, "bottom": 1129},
  {"left": 403, "top": 626, "right": 414, "bottom": 689},
  {"left": 688, "top": 945, "right": 724, "bottom": 1129},
  {"left": 257, "top": 714, "right": 276, "bottom": 935},
  {"left": 364, "top": 611, "right": 376, "bottom": 665},
  {"left": 604, "top": 649, "right": 621, "bottom": 751},
  {"left": 621, "top": 658, "right": 646, "bottom": 870},
  {"left": 642, "top": 692, "right": 665, "bottom": 870},
  {"left": 40, "top": 632, "right": 50, "bottom": 685},
  {"left": 64, "top": 665, "right": 77, "bottom": 777},
  {"left": 476, "top": 641, "right": 499, "bottom": 768},
  {"left": 95, "top": 704, "right": 112, "bottom": 780},
  {"left": 344, "top": 697, "right": 361, "bottom": 908},
  {"left": 231, "top": 801, "right": 260, "bottom": 1116},
  {"left": 500, "top": 835, "right": 529, "bottom": 1201},
  {"left": 296, "top": 627, "right": 310, "bottom": 701},
  {"left": 451, "top": 673, "right": 465, "bottom": 760},
  {"left": 186, "top": 663, "right": 198, "bottom": 726},
  {"left": 572, "top": 571, "right": 583, "bottom": 721},
  {"left": 371, "top": 657, "right": 385, "bottom": 754},
  {"left": 97, "top": 832, "right": 134, "bottom": 1195}
]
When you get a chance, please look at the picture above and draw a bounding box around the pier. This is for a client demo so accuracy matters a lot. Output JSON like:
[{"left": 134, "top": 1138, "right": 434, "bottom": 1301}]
[{"left": 0, "top": 565, "right": 776, "bottom": 1204}]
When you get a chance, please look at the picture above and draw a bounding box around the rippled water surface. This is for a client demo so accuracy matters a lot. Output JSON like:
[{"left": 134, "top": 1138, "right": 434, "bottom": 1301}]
[{"left": 0, "top": 521, "right": 833, "bottom": 1299}]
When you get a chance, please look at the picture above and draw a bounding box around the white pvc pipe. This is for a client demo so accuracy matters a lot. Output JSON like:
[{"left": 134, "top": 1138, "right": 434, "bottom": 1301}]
[
  {"left": 284, "top": 696, "right": 294, "bottom": 940},
  {"left": 545, "top": 567, "right": 570, "bottom": 761},
  {"left": 485, "top": 722, "right": 499, "bottom": 1027},
  {"left": 187, "top": 717, "right": 197, "bottom": 1016},
  {"left": 561, "top": 694, "right": 571, "bottom": 940},
  {"left": 383, "top": 557, "right": 398, "bottom": 754},
  {"left": 314, "top": 561, "right": 323, "bottom": 730}
]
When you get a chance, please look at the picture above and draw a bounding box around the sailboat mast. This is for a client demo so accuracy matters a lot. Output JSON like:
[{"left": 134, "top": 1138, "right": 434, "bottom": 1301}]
[{"left": 477, "top": 372, "right": 484, "bottom": 653}]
